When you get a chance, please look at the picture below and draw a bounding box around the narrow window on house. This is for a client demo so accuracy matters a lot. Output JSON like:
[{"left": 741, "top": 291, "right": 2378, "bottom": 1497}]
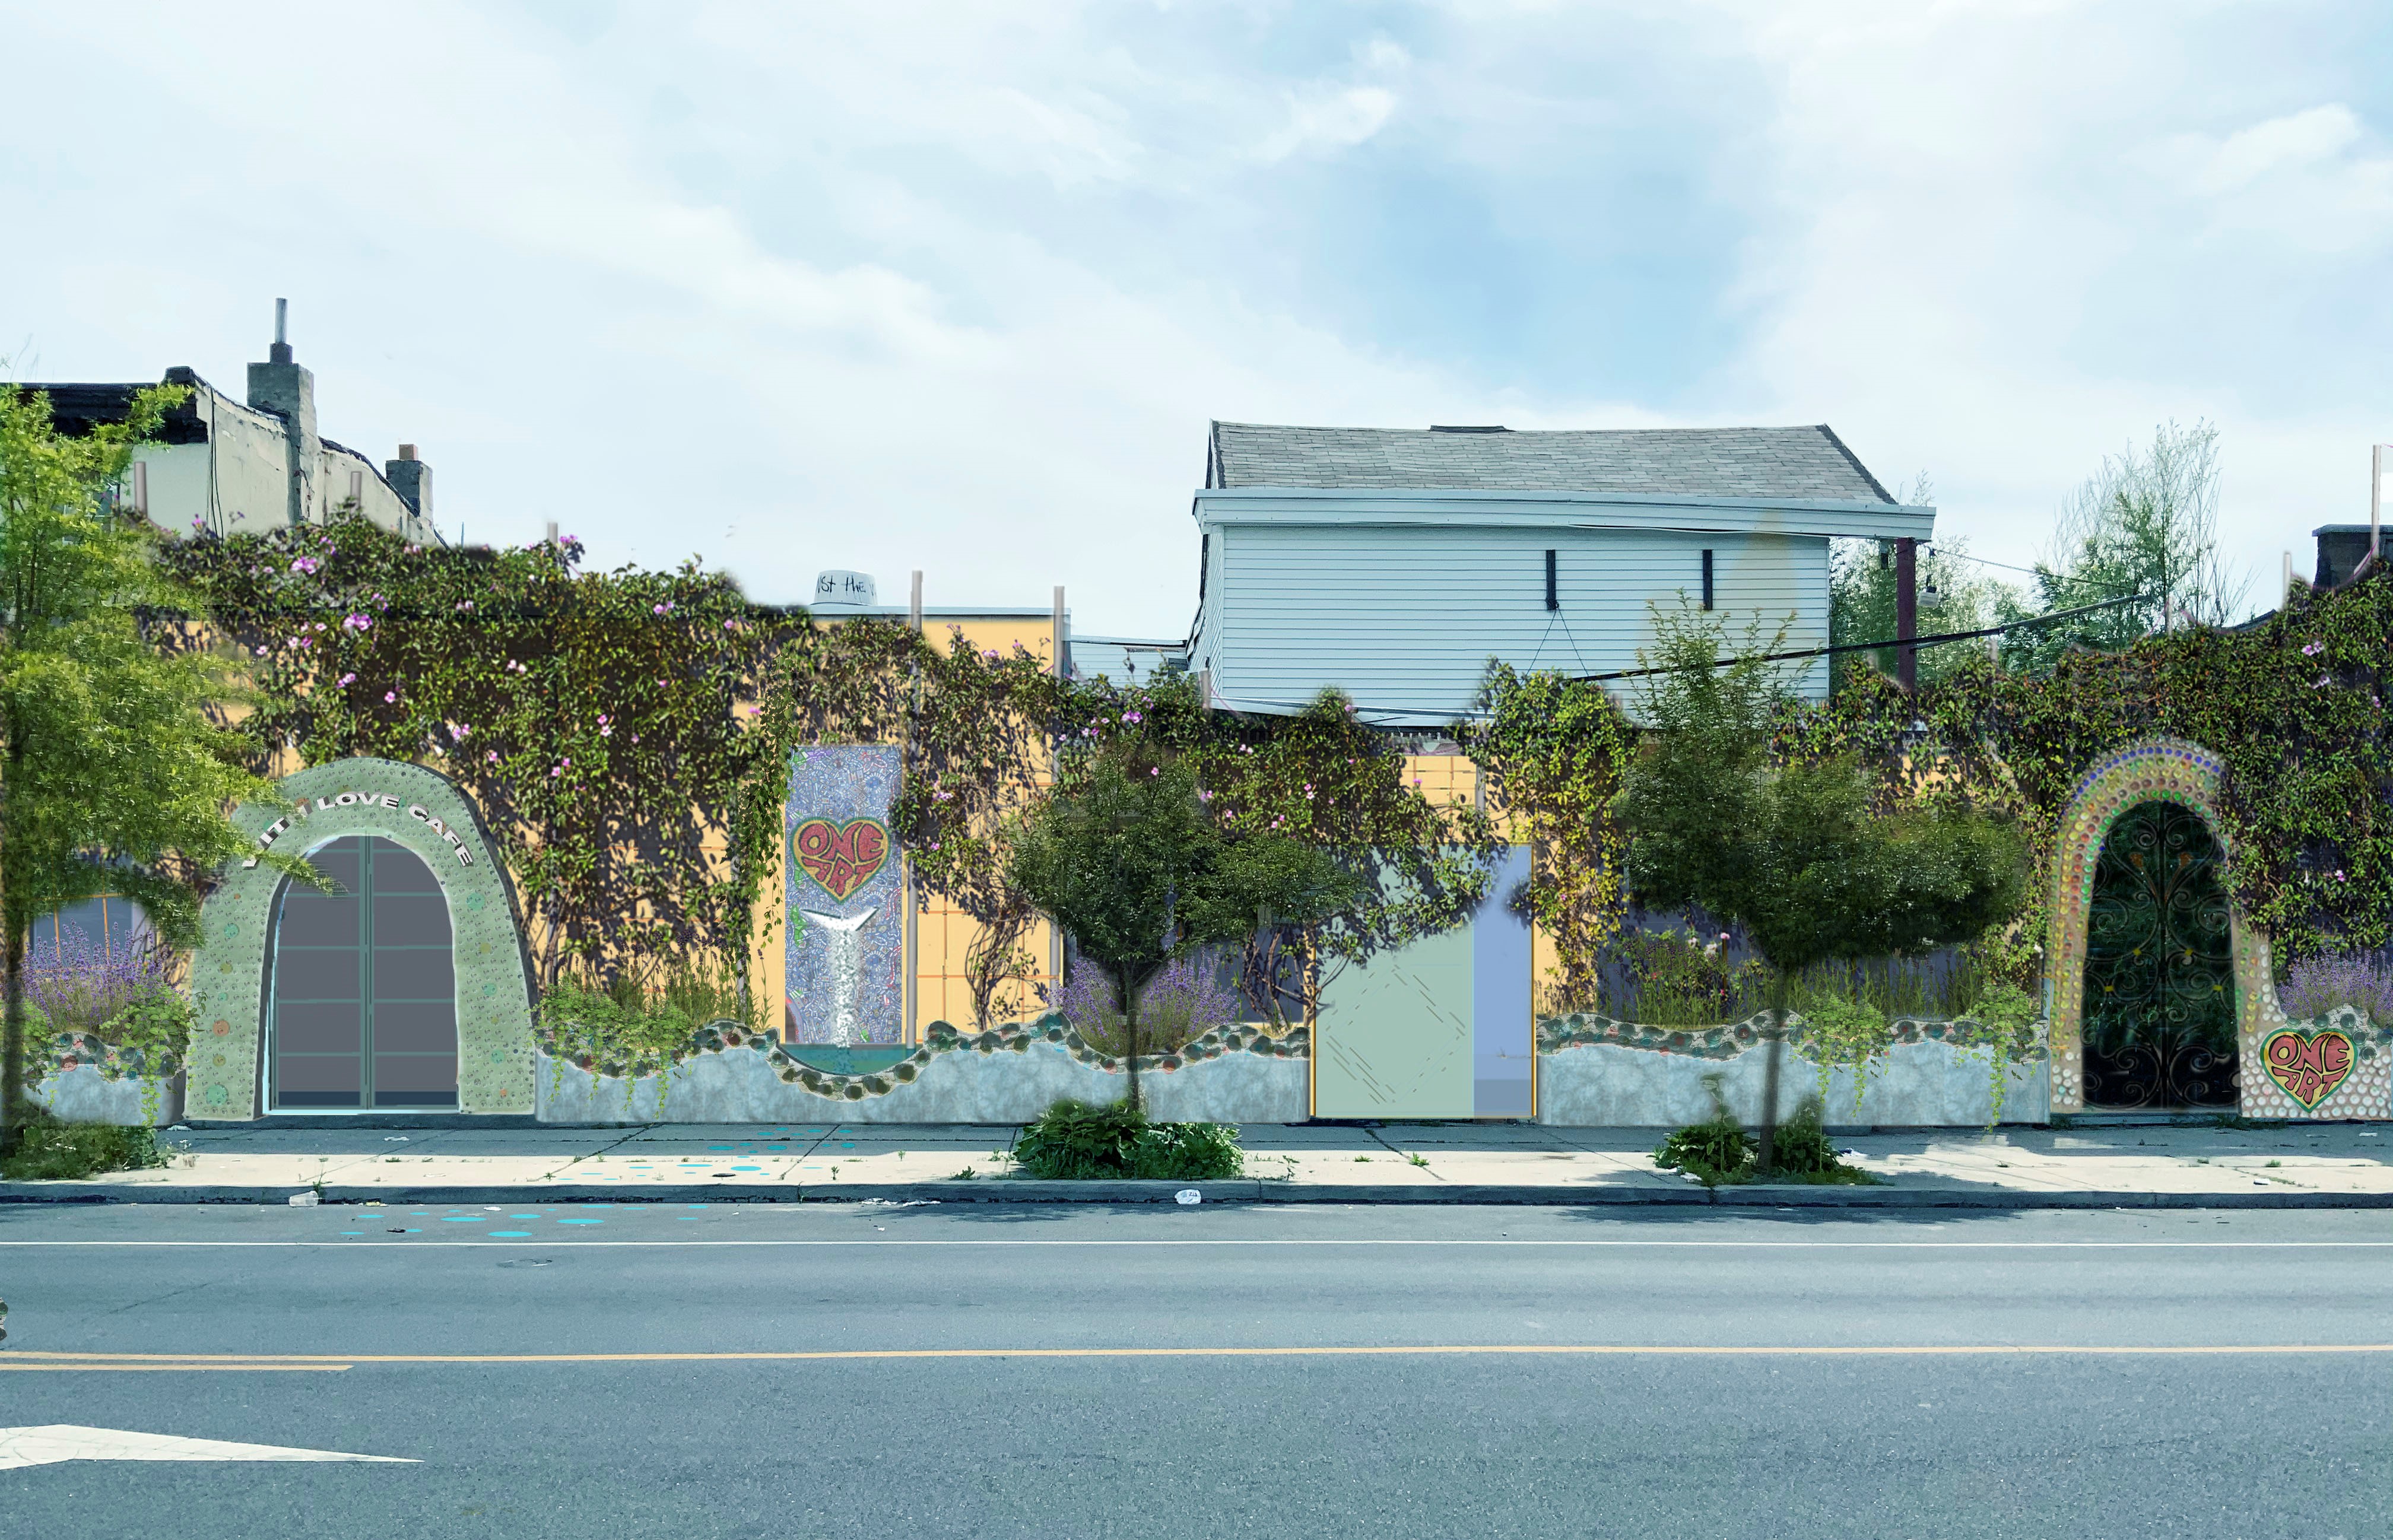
[
  {"left": 1544, "top": 549, "right": 1558, "bottom": 611},
  {"left": 1701, "top": 549, "right": 1715, "bottom": 611}
]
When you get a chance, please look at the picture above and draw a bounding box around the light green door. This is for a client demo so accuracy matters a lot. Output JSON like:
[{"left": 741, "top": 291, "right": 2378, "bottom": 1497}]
[{"left": 1313, "top": 919, "right": 1475, "bottom": 1119}]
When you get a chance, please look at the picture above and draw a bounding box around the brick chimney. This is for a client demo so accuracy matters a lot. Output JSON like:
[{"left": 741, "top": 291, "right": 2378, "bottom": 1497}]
[
  {"left": 385, "top": 442, "right": 433, "bottom": 527},
  {"left": 245, "top": 298, "right": 317, "bottom": 528}
]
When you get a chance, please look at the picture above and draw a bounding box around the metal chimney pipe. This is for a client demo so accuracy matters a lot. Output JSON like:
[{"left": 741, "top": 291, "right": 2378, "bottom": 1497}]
[{"left": 275, "top": 297, "right": 287, "bottom": 345}]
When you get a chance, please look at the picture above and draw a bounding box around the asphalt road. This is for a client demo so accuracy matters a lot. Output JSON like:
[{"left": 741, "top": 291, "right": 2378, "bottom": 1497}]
[{"left": 4, "top": 1201, "right": 2391, "bottom": 1539}]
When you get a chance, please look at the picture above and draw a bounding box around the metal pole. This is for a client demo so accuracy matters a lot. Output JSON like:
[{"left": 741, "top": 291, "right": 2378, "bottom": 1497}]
[
  {"left": 2373, "top": 443, "right": 2383, "bottom": 561},
  {"left": 909, "top": 570, "right": 923, "bottom": 634},
  {"left": 1895, "top": 537, "right": 1918, "bottom": 691}
]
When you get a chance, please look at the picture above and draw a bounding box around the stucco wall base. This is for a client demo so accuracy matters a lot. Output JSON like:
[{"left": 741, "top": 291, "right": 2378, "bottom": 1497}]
[
  {"left": 537, "top": 1036, "right": 1309, "bottom": 1126},
  {"left": 32, "top": 1067, "right": 183, "bottom": 1128},
  {"left": 1537, "top": 1037, "right": 2051, "bottom": 1129}
]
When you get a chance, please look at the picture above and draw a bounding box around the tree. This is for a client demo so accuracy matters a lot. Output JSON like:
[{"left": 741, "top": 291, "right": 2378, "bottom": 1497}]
[
  {"left": 0, "top": 385, "right": 281, "bottom": 1151},
  {"left": 1613, "top": 601, "right": 2026, "bottom": 1169},
  {"left": 2004, "top": 420, "right": 2252, "bottom": 673},
  {"left": 1008, "top": 748, "right": 1353, "bottom": 1111}
]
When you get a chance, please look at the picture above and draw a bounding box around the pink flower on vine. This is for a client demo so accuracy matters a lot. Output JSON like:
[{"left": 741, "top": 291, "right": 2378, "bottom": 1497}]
[
  {"left": 384, "top": 691, "right": 398, "bottom": 704},
  {"left": 253, "top": 646, "right": 267, "bottom": 656},
  {"left": 343, "top": 613, "right": 372, "bottom": 631},
  {"left": 1150, "top": 767, "right": 1160, "bottom": 776},
  {"left": 550, "top": 766, "right": 563, "bottom": 779},
  {"left": 723, "top": 619, "right": 737, "bottom": 631},
  {"left": 485, "top": 751, "right": 499, "bottom": 763},
  {"left": 1198, "top": 790, "right": 1213, "bottom": 802},
  {"left": 289, "top": 556, "right": 319, "bottom": 575},
  {"left": 2303, "top": 640, "right": 2325, "bottom": 656},
  {"left": 337, "top": 673, "right": 356, "bottom": 687},
  {"left": 447, "top": 722, "right": 470, "bottom": 741},
  {"left": 2315, "top": 675, "right": 2331, "bottom": 688},
  {"left": 456, "top": 599, "right": 475, "bottom": 612},
  {"left": 653, "top": 602, "right": 674, "bottom": 615}
]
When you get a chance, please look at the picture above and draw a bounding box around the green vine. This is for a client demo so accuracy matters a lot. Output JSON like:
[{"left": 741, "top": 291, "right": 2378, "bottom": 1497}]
[{"left": 1798, "top": 993, "right": 1891, "bottom": 1116}]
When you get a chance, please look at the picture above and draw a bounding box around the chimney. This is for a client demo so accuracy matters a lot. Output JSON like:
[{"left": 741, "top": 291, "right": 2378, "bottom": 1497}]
[
  {"left": 385, "top": 442, "right": 432, "bottom": 526},
  {"left": 2313, "top": 525, "right": 2375, "bottom": 589},
  {"left": 246, "top": 297, "right": 317, "bottom": 527}
]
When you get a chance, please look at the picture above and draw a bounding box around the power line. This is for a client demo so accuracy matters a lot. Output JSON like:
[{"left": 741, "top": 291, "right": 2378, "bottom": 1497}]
[{"left": 1571, "top": 591, "right": 2152, "bottom": 684}]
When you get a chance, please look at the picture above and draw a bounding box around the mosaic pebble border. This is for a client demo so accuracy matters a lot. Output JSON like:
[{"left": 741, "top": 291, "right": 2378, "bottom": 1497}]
[
  {"left": 1537, "top": 1011, "right": 2051, "bottom": 1063},
  {"left": 540, "top": 1012, "right": 1309, "bottom": 1106}
]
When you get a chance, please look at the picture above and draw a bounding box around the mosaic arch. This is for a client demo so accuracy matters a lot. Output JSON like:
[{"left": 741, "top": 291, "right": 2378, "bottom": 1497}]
[
  {"left": 185, "top": 757, "right": 536, "bottom": 1120},
  {"left": 2046, "top": 738, "right": 2389, "bottom": 1119}
]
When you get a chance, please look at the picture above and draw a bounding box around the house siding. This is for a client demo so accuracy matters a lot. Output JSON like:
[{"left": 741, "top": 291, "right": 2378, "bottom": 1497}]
[{"left": 1211, "top": 523, "right": 1829, "bottom": 720}]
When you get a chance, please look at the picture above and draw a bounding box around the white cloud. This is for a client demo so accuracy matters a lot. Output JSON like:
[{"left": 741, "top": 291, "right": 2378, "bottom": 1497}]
[
  {"left": 3, "top": 0, "right": 2389, "bottom": 639},
  {"left": 1256, "top": 84, "right": 1399, "bottom": 163},
  {"left": 2194, "top": 104, "right": 2363, "bottom": 195}
]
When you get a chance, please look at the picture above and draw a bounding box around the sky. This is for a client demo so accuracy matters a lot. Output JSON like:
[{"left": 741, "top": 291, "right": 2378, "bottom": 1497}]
[{"left": 4, "top": 1, "right": 2389, "bottom": 636}]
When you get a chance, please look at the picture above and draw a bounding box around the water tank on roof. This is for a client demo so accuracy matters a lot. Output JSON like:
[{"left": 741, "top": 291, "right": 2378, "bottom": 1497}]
[{"left": 811, "top": 570, "right": 877, "bottom": 613}]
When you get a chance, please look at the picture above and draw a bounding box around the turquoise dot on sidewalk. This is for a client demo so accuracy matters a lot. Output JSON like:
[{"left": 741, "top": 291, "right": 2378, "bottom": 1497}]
[
  {"left": 487, "top": 1231, "right": 532, "bottom": 1237},
  {"left": 558, "top": 1218, "right": 604, "bottom": 1225}
]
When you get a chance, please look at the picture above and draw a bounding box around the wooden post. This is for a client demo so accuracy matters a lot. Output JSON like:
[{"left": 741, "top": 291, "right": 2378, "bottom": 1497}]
[{"left": 1896, "top": 536, "right": 1918, "bottom": 691}]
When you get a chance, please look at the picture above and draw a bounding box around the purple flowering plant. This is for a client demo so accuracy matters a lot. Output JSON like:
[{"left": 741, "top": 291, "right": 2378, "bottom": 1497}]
[
  {"left": 26, "top": 927, "right": 192, "bottom": 1084},
  {"left": 1045, "top": 953, "right": 1242, "bottom": 1058},
  {"left": 2277, "top": 950, "right": 2393, "bottom": 1024}
]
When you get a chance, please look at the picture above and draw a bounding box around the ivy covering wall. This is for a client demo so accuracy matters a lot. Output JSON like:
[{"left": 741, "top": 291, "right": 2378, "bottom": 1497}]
[{"left": 1472, "top": 570, "right": 2393, "bottom": 1005}]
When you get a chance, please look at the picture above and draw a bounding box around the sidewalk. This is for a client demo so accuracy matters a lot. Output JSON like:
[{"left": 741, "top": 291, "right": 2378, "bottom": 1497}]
[{"left": 7, "top": 1120, "right": 2393, "bottom": 1208}]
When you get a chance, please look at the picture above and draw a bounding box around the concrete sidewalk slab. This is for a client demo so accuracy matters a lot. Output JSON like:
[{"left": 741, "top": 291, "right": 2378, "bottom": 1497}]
[{"left": 8, "top": 1118, "right": 2392, "bottom": 1208}]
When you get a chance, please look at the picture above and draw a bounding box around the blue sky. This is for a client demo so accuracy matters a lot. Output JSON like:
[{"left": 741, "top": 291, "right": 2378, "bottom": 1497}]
[{"left": 5, "top": 1, "right": 2390, "bottom": 634}]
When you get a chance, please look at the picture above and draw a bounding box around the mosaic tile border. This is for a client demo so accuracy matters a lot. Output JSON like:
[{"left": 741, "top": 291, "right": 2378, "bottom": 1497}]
[
  {"left": 186, "top": 757, "right": 537, "bottom": 1120},
  {"left": 2040, "top": 737, "right": 2337, "bottom": 1117}
]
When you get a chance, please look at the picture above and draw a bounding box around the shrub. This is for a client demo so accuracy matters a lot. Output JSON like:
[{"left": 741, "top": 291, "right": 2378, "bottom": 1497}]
[
  {"left": 1126, "top": 1120, "right": 1243, "bottom": 1180},
  {"left": 1012, "top": 1097, "right": 1244, "bottom": 1180},
  {"left": 1653, "top": 1085, "right": 1874, "bottom": 1186},
  {"left": 1652, "top": 1079, "right": 1754, "bottom": 1186},
  {"left": 0, "top": 1120, "right": 166, "bottom": 1182},
  {"left": 2278, "top": 951, "right": 2393, "bottom": 1024}
]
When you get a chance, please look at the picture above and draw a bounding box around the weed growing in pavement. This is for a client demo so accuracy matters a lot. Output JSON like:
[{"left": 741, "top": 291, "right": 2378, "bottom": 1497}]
[{"left": 0, "top": 1119, "right": 166, "bottom": 1181}]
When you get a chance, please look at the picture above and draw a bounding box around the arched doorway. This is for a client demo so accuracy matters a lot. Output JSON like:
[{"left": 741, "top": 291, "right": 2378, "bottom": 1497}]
[
  {"left": 2080, "top": 800, "right": 2238, "bottom": 1109},
  {"left": 264, "top": 834, "right": 459, "bottom": 1109}
]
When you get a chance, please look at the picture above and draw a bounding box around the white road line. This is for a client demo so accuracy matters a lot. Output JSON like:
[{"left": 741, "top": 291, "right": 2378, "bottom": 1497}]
[
  {"left": 0, "top": 1425, "right": 414, "bottom": 1469},
  {"left": 2, "top": 1238, "right": 2392, "bottom": 1249}
]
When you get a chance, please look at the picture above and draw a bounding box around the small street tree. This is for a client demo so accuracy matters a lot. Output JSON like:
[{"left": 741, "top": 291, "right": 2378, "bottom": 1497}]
[
  {"left": 1008, "top": 747, "right": 1352, "bottom": 1111},
  {"left": 0, "top": 385, "right": 281, "bottom": 1151},
  {"left": 1614, "top": 601, "right": 2026, "bottom": 1169}
]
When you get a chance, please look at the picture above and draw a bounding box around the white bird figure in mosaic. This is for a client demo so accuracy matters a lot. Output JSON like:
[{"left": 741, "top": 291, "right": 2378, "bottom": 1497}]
[{"left": 801, "top": 907, "right": 878, "bottom": 1046}]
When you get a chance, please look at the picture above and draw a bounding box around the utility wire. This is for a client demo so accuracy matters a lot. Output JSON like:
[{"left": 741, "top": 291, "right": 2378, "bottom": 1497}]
[{"left": 1570, "top": 591, "right": 2151, "bottom": 684}]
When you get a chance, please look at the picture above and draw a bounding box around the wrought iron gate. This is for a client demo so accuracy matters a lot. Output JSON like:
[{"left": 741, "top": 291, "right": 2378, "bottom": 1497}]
[{"left": 2081, "top": 801, "right": 2238, "bottom": 1109}]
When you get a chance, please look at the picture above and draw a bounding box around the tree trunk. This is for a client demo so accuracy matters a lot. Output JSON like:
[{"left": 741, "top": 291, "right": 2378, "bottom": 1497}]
[
  {"left": 1116, "top": 963, "right": 1141, "bottom": 1115},
  {"left": 1, "top": 892, "right": 27, "bottom": 1157},
  {"left": 1756, "top": 1010, "right": 1783, "bottom": 1177}
]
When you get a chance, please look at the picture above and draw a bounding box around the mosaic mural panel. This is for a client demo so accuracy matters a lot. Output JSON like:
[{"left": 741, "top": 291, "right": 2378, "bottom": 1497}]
[
  {"left": 785, "top": 745, "right": 905, "bottom": 1046},
  {"left": 185, "top": 757, "right": 535, "bottom": 1120},
  {"left": 2046, "top": 737, "right": 2389, "bottom": 1120}
]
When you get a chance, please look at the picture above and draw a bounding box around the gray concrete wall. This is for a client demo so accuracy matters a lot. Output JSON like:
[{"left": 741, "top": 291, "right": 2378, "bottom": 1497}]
[
  {"left": 32, "top": 1067, "right": 183, "bottom": 1128},
  {"left": 1537, "top": 1033, "right": 2050, "bottom": 1129},
  {"left": 537, "top": 1030, "right": 1309, "bottom": 1126}
]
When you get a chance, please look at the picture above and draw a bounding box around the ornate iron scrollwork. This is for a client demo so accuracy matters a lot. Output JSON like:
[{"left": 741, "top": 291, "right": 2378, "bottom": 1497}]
[{"left": 2081, "top": 800, "right": 2238, "bottom": 1110}]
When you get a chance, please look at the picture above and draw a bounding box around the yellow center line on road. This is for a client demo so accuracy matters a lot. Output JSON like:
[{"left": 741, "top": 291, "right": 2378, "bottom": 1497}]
[{"left": 7, "top": 1343, "right": 2392, "bottom": 1368}]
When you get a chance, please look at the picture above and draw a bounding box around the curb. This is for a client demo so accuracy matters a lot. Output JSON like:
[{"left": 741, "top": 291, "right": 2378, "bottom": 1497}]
[{"left": 5, "top": 1180, "right": 2393, "bottom": 1209}]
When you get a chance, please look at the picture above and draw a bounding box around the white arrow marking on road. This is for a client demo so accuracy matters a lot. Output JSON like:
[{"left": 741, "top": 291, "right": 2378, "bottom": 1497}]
[{"left": 0, "top": 1425, "right": 416, "bottom": 1470}]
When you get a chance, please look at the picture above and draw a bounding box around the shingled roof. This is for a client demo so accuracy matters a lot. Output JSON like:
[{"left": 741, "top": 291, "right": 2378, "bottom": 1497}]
[{"left": 1207, "top": 422, "right": 1897, "bottom": 504}]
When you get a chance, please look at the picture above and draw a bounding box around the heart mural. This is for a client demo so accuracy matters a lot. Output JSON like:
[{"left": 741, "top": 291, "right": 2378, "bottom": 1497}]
[
  {"left": 792, "top": 817, "right": 890, "bottom": 901},
  {"left": 2261, "top": 1028, "right": 2354, "bottom": 1110}
]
